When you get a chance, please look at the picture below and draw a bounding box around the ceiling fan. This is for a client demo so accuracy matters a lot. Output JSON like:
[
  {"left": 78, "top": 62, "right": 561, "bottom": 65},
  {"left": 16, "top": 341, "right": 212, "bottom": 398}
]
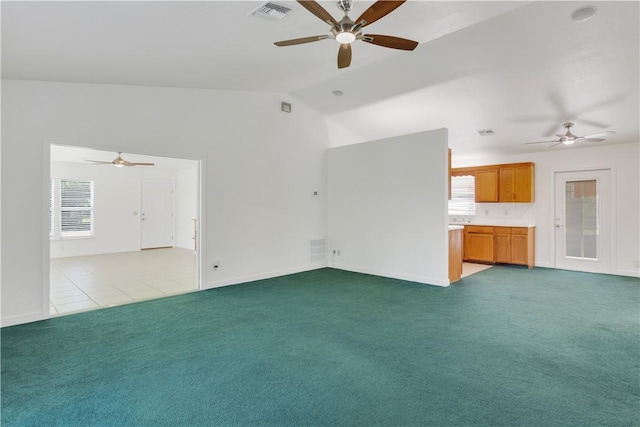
[
  {"left": 274, "top": 0, "right": 418, "bottom": 69},
  {"left": 524, "top": 122, "right": 616, "bottom": 147},
  {"left": 85, "top": 152, "right": 155, "bottom": 167}
]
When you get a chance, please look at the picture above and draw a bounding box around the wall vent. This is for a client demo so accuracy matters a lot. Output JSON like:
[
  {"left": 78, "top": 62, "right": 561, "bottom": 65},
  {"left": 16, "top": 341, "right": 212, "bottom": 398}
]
[
  {"left": 248, "top": 2, "right": 292, "bottom": 20},
  {"left": 477, "top": 129, "right": 496, "bottom": 136},
  {"left": 310, "top": 238, "right": 327, "bottom": 265}
]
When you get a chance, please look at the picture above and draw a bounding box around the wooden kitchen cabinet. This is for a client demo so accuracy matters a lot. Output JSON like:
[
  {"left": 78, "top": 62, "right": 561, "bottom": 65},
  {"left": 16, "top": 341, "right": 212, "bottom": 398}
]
[
  {"left": 510, "top": 227, "right": 535, "bottom": 268},
  {"left": 449, "top": 227, "right": 463, "bottom": 283},
  {"left": 494, "top": 227, "right": 512, "bottom": 263},
  {"left": 475, "top": 168, "right": 499, "bottom": 202},
  {"left": 464, "top": 226, "right": 495, "bottom": 263},
  {"left": 499, "top": 163, "right": 534, "bottom": 202},
  {"left": 463, "top": 225, "right": 535, "bottom": 268},
  {"left": 453, "top": 162, "right": 534, "bottom": 203}
]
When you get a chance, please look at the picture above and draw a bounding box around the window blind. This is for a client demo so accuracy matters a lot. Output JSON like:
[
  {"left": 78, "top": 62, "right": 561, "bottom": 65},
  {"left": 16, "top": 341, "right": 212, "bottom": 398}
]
[
  {"left": 60, "top": 179, "right": 93, "bottom": 236},
  {"left": 448, "top": 175, "right": 476, "bottom": 215}
]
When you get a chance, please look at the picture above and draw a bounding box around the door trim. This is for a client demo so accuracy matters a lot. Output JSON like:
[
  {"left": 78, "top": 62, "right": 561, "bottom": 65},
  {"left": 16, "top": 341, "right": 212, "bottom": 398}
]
[{"left": 553, "top": 167, "right": 615, "bottom": 274}]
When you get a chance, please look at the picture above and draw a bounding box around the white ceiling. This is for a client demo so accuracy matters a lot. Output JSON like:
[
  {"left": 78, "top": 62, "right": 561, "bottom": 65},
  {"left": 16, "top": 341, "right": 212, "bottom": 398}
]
[{"left": 2, "top": 1, "right": 639, "bottom": 159}]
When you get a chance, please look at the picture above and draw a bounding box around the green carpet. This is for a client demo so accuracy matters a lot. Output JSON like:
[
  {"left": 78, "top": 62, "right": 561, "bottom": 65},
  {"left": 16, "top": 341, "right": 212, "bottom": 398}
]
[{"left": 2, "top": 267, "right": 638, "bottom": 426}]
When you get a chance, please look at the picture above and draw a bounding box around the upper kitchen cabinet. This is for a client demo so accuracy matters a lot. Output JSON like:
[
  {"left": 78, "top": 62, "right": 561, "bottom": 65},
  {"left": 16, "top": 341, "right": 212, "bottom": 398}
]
[
  {"left": 452, "top": 162, "right": 535, "bottom": 203},
  {"left": 499, "top": 163, "right": 535, "bottom": 203},
  {"left": 475, "top": 168, "right": 499, "bottom": 202}
]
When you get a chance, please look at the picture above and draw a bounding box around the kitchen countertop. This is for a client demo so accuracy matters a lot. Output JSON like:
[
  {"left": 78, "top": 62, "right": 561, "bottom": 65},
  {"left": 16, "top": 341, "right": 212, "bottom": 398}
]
[
  {"left": 450, "top": 222, "right": 535, "bottom": 227},
  {"left": 448, "top": 225, "right": 464, "bottom": 231}
]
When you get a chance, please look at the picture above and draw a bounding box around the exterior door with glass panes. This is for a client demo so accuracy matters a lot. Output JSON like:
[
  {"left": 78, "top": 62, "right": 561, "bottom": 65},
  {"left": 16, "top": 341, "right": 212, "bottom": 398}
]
[{"left": 554, "top": 169, "right": 611, "bottom": 273}]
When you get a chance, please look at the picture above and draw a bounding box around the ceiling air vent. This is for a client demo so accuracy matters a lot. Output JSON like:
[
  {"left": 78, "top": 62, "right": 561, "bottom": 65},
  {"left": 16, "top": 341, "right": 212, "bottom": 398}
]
[
  {"left": 477, "top": 129, "right": 496, "bottom": 136},
  {"left": 248, "top": 2, "right": 292, "bottom": 20}
]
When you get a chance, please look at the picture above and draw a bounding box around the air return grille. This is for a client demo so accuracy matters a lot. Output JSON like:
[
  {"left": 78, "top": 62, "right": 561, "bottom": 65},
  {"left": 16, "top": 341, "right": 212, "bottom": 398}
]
[
  {"left": 310, "top": 238, "right": 327, "bottom": 265},
  {"left": 248, "top": 2, "right": 292, "bottom": 20}
]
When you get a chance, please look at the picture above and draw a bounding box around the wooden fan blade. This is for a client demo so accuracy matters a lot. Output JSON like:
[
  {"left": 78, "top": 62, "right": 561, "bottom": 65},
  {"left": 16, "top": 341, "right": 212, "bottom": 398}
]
[
  {"left": 297, "top": 0, "right": 338, "bottom": 28},
  {"left": 524, "top": 140, "right": 558, "bottom": 145},
  {"left": 355, "top": 1, "right": 406, "bottom": 28},
  {"left": 129, "top": 162, "right": 155, "bottom": 166},
  {"left": 337, "top": 43, "right": 352, "bottom": 69},
  {"left": 361, "top": 34, "right": 418, "bottom": 50},
  {"left": 582, "top": 131, "right": 615, "bottom": 139},
  {"left": 85, "top": 160, "right": 114, "bottom": 164},
  {"left": 274, "top": 35, "right": 329, "bottom": 46}
]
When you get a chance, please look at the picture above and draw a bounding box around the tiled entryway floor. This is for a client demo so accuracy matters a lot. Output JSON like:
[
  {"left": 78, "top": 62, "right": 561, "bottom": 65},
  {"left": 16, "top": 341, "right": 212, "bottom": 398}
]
[
  {"left": 461, "top": 262, "right": 493, "bottom": 278},
  {"left": 50, "top": 248, "right": 197, "bottom": 316}
]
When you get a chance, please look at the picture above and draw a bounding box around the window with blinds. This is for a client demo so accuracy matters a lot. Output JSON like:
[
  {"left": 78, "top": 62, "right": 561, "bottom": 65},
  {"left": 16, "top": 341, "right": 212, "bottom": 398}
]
[
  {"left": 448, "top": 175, "right": 476, "bottom": 215},
  {"left": 60, "top": 179, "right": 94, "bottom": 237}
]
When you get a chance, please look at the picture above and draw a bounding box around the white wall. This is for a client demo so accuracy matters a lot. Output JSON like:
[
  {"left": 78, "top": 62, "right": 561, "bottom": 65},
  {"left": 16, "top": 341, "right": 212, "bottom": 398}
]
[
  {"left": 50, "top": 161, "right": 194, "bottom": 257},
  {"left": 328, "top": 129, "right": 449, "bottom": 286},
  {"left": 175, "top": 166, "right": 198, "bottom": 251},
  {"left": 453, "top": 142, "right": 640, "bottom": 277},
  {"left": 1, "top": 79, "right": 329, "bottom": 326}
]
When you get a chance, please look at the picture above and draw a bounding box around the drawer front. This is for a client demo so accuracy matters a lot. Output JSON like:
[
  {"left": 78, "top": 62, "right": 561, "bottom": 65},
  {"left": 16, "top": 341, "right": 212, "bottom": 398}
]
[
  {"left": 466, "top": 226, "right": 494, "bottom": 234},
  {"left": 511, "top": 227, "right": 529, "bottom": 235}
]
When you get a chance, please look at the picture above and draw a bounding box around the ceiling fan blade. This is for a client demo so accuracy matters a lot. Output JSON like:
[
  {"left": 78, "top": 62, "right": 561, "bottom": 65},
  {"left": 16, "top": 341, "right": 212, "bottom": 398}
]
[
  {"left": 274, "top": 35, "right": 329, "bottom": 46},
  {"left": 337, "top": 43, "right": 352, "bottom": 69},
  {"left": 582, "top": 130, "right": 615, "bottom": 139},
  {"left": 85, "top": 160, "right": 114, "bottom": 164},
  {"left": 549, "top": 142, "right": 564, "bottom": 148},
  {"left": 361, "top": 34, "right": 418, "bottom": 50},
  {"left": 296, "top": 0, "right": 338, "bottom": 28},
  {"left": 524, "top": 140, "right": 558, "bottom": 145},
  {"left": 581, "top": 138, "right": 605, "bottom": 143},
  {"left": 129, "top": 162, "right": 155, "bottom": 166},
  {"left": 355, "top": 1, "right": 406, "bottom": 28}
]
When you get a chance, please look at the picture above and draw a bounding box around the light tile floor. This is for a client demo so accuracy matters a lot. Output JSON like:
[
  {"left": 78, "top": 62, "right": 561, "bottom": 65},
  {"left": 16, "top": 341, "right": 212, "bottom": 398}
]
[
  {"left": 461, "top": 262, "right": 493, "bottom": 278},
  {"left": 50, "top": 248, "right": 197, "bottom": 316}
]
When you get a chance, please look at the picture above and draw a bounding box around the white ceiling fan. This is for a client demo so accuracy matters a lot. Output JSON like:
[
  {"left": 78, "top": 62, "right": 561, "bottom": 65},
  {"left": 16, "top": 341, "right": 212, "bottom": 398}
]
[
  {"left": 85, "top": 152, "right": 155, "bottom": 167},
  {"left": 524, "top": 122, "right": 616, "bottom": 147}
]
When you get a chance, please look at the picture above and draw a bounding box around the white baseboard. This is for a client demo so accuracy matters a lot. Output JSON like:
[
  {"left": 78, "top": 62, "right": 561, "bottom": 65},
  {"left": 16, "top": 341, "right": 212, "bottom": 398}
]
[
  {"left": 331, "top": 264, "right": 449, "bottom": 287},
  {"left": 205, "top": 264, "right": 327, "bottom": 289},
  {"left": 2, "top": 310, "right": 46, "bottom": 328},
  {"left": 614, "top": 269, "right": 640, "bottom": 278}
]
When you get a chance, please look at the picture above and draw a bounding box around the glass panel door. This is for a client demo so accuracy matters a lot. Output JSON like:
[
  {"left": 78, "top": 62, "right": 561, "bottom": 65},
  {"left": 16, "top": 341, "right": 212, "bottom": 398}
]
[
  {"left": 555, "top": 170, "right": 611, "bottom": 273},
  {"left": 565, "top": 179, "right": 597, "bottom": 259}
]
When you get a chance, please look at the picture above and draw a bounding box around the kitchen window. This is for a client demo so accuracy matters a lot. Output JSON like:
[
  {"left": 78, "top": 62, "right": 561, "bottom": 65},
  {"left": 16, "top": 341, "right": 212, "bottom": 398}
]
[{"left": 449, "top": 175, "right": 475, "bottom": 215}]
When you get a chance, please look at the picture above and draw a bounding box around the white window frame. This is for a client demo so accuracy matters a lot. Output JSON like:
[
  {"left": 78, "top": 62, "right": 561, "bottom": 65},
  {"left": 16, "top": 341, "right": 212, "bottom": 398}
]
[
  {"left": 448, "top": 174, "right": 476, "bottom": 216},
  {"left": 50, "top": 179, "right": 95, "bottom": 239}
]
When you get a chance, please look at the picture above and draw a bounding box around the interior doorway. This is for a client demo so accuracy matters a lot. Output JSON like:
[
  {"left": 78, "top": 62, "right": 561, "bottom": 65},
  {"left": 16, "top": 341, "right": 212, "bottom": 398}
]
[
  {"left": 49, "top": 144, "right": 202, "bottom": 316},
  {"left": 141, "top": 181, "right": 175, "bottom": 249},
  {"left": 554, "top": 169, "right": 612, "bottom": 274}
]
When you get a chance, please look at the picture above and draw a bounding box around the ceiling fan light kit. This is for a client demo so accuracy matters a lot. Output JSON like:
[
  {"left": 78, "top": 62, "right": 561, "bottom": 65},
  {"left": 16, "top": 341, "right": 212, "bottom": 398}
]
[
  {"left": 274, "top": 0, "right": 419, "bottom": 69},
  {"left": 524, "top": 122, "right": 615, "bottom": 148},
  {"left": 85, "top": 152, "right": 155, "bottom": 167}
]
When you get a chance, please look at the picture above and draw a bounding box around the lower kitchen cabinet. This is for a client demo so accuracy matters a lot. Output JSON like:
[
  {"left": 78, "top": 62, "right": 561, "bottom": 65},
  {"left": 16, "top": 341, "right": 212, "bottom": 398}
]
[
  {"left": 464, "top": 225, "right": 535, "bottom": 268},
  {"left": 464, "top": 226, "right": 495, "bottom": 263}
]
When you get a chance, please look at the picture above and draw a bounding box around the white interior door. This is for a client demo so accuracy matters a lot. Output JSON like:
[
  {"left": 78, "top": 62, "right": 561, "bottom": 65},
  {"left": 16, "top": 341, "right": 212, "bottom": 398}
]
[
  {"left": 141, "top": 182, "right": 174, "bottom": 249},
  {"left": 554, "top": 169, "right": 611, "bottom": 273}
]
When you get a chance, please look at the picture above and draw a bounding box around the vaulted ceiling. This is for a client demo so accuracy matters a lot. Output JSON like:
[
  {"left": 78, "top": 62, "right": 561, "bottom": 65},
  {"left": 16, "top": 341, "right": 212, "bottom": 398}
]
[{"left": 2, "top": 1, "right": 639, "bottom": 159}]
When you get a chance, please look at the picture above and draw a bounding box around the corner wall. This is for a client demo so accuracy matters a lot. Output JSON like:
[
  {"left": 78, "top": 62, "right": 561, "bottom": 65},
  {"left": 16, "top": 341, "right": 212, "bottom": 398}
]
[
  {"left": 328, "top": 129, "right": 449, "bottom": 286},
  {"left": 1, "top": 79, "right": 329, "bottom": 326}
]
